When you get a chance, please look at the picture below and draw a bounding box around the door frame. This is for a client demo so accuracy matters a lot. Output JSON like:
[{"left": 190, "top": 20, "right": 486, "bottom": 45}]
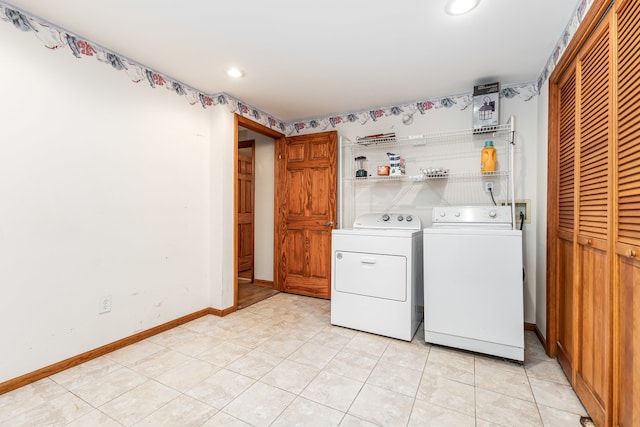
[{"left": 234, "top": 115, "right": 284, "bottom": 308}]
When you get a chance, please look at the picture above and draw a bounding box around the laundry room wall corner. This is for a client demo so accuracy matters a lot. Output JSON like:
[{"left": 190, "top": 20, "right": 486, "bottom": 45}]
[
  {"left": 208, "top": 106, "right": 236, "bottom": 310},
  {"left": 535, "top": 80, "right": 550, "bottom": 340},
  {"left": 501, "top": 95, "right": 540, "bottom": 326}
]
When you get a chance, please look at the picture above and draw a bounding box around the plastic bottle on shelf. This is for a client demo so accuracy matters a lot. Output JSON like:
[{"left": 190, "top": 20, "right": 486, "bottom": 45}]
[{"left": 481, "top": 140, "right": 497, "bottom": 173}]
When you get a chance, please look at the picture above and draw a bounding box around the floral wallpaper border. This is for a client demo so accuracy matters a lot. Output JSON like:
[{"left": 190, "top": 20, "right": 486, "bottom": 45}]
[
  {"left": 536, "top": 0, "right": 594, "bottom": 92},
  {"left": 0, "top": 3, "right": 288, "bottom": 134},
  {"left": 286, "top": 83, "right": 538, "bottom": 136},
  {"left": 1, "top": 0, "right": 592, "bottom": 137}
]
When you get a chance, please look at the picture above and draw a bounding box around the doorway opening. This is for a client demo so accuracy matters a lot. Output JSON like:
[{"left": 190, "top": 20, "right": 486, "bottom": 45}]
[{"left": 235, "top": 116, "right": 284, "bottom": 310}]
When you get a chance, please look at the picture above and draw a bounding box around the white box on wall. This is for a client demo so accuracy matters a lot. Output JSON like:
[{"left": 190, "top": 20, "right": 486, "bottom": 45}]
[{"left": 473, "top": 82, "right": 500, "bottom": 129}]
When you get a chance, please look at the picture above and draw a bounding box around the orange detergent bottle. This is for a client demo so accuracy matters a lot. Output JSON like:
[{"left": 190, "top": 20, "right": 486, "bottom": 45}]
[{"left": 481, "top": 140, "right": 497, "bottom": 173}]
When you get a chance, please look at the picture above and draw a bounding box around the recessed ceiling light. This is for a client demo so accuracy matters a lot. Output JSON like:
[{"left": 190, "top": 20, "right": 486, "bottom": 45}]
[
  {"left": 445, "top": 0, "right": 480, "bottom": 15},
  {"left": 227, "top": 68, "right": 244, "bottom": 78}
]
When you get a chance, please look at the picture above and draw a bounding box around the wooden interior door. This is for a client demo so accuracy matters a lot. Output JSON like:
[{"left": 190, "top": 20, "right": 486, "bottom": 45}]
[
  {"left": 555, "top": 69, "right": 578, "bottom": 382},
  {"left": 276, "top": 131, "right": 337, "bottom": 299},
  {"left": 614, "top": 0, "right": 640, "bottom": 424},
  {"left": 237, "top": 141, "right": 255, "bottom": 275},
  {"left": 573, "top": 19, "right": 613, "bottom": 427}
]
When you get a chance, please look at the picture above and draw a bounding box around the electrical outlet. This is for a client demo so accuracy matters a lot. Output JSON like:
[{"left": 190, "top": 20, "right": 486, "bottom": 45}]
[
  {"left": 99, "top": 295, "right": 112, "bottom": 314},
  {"left": 500, "top": 200, "right": 531, "bottom": 224},
  {"left": 484, "top": 182, "right": 494, "bottom": 192}
]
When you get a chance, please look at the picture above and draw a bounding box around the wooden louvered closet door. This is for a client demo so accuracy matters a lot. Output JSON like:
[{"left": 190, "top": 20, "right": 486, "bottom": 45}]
[
  {"left": 573, "top": 18, "right": 613, "bottom": 427},
  {"left": 614, "top": 0, "right": 640, "bottom": 425},
  {"left": 555, "top": 70, "right": 577, "bottom": 382}
]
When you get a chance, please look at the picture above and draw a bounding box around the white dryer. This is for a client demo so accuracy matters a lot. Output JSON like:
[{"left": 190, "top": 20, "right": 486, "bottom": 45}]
[
  {"left": 423, "top": 206, "right": 524, "bottom": 361},
  {"left": 331, "top": 213, "right": 423, "bottom": 341}
]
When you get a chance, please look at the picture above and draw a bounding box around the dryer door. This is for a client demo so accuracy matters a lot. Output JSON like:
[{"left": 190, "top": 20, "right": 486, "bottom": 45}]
[{"left": 333, "top": 251, "right": 407, "bottom": 301}]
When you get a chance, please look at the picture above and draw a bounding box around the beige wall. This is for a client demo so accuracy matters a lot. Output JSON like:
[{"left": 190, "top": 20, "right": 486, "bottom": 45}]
[{"left": 0, "top": 20, "right": 214, "bottom": 382}]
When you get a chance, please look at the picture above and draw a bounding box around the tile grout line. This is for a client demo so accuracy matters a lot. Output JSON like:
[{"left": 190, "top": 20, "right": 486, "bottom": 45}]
[
  {"left": 404, "top": 343, "right": 431, "bottom": 427},
  {"left": 524, "top": 355, "right": 546, "bottom": 426}
]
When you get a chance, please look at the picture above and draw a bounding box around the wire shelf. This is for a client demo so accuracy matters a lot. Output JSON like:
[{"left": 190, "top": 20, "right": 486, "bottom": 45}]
[
  {"left": 338, "top": 116, "right": 517, "bottom": 229},
  {"left": 346, "top": 123, "right": 514, "bottom": 147},
  {"left": 346, "top": 170, "right": 508, "bottom": 183}
]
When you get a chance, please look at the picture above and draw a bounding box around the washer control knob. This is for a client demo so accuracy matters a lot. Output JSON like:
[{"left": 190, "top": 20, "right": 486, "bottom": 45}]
[
  {"left": 382, "top": 214, "right": 390, "bottom": 222},
  {"left": 397, "top": 215, "right": 404, "bottom": 221},
  {"left": 406, "top": 215, "right": 413, "bottom": 222},
  {"left": 440, "top": 212, "right": 446, "bottom": 217},
  {"left": 489, "top": 210, "right": 497, "bottom": 218},
  {"left": 455, "top": 212, "right": 460, "bottom": 217}
]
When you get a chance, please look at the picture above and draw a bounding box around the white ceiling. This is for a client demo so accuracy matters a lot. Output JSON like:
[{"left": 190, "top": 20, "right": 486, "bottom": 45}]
[{"left": 5, "top": 0, "right": 579, "bottom": 122}]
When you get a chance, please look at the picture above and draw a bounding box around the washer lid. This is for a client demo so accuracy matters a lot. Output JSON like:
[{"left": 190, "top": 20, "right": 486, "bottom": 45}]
[{"left": 353, "top": 213, "right": 422, "bottom": 230}]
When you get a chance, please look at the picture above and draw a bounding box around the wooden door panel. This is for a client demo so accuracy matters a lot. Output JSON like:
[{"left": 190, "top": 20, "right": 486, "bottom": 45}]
[
  {"left": 310, "top": 140, "right": 330, "bottom": 160},
  {"left": 287, "top": 143, "right": 305, "bottom": 162},
  {"left": 557, "top": 235, "right": 575, "bottom": 379},
  {"left": 308, "top": 229, "right": 330, "bottom": 279},
  {"left": 284, "top": 230, "right": 306, "bottom": 276},
  {"left": 238, "top": 158, "right": 253, "bottom": 214},
  {"left": 283, "top": 277, "right": 328, "bottom": 298},
  {"left": 309, "top": 168, "right": 330, "bottom": 216},
  {"left": 237, "top": 222, "right": 253, "bottom": 272},
  {"left": 617, "top": 255, "right": 640, "bottom": 427},
  {"left": 575, "top": 243, "right": 610, "bottom": 427},
  {"left": 239, "top": 156, "right": 252, "bottom": 174},
  {"left": 239, "top": 183, "right": 251, "bottom": 213},
  {"left": 286, "top": 169, "right": 306, "bottom": 215},
  {"left": 238, "top": 221, "right": 252, "bottom": 251},
  {"left": 283, "top": 229, "right": 331, "bottom": 296}
]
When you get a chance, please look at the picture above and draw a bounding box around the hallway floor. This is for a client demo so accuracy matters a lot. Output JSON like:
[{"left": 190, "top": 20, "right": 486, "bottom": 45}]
[
  {"left": 237, "top": 278, "right": 279, "bottom": 310},
  {"left": 0, "top": 293, "right": 587, "bottom": 426}
]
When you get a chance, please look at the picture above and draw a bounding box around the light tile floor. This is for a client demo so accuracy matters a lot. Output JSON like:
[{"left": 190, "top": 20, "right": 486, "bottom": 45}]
[{"left": 0, "top": 293, "right": 588, "bottom": 426}]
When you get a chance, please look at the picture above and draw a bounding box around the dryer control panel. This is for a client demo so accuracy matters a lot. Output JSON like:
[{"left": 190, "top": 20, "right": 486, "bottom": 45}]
[
  {"left": 432, "top": 206, "right": 512, "bottom": 227},
  {"left": 353, "top": 213, "right": 422, "bottom": 230}
]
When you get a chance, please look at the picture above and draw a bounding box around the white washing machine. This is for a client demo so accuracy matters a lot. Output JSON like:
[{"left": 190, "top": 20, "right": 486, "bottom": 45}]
[
  {"left": 423, "top": 206, "right": 524, "bottom": 361},
  {"left": 331, "top": 213, "right": 423, "bottom": 341}
]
